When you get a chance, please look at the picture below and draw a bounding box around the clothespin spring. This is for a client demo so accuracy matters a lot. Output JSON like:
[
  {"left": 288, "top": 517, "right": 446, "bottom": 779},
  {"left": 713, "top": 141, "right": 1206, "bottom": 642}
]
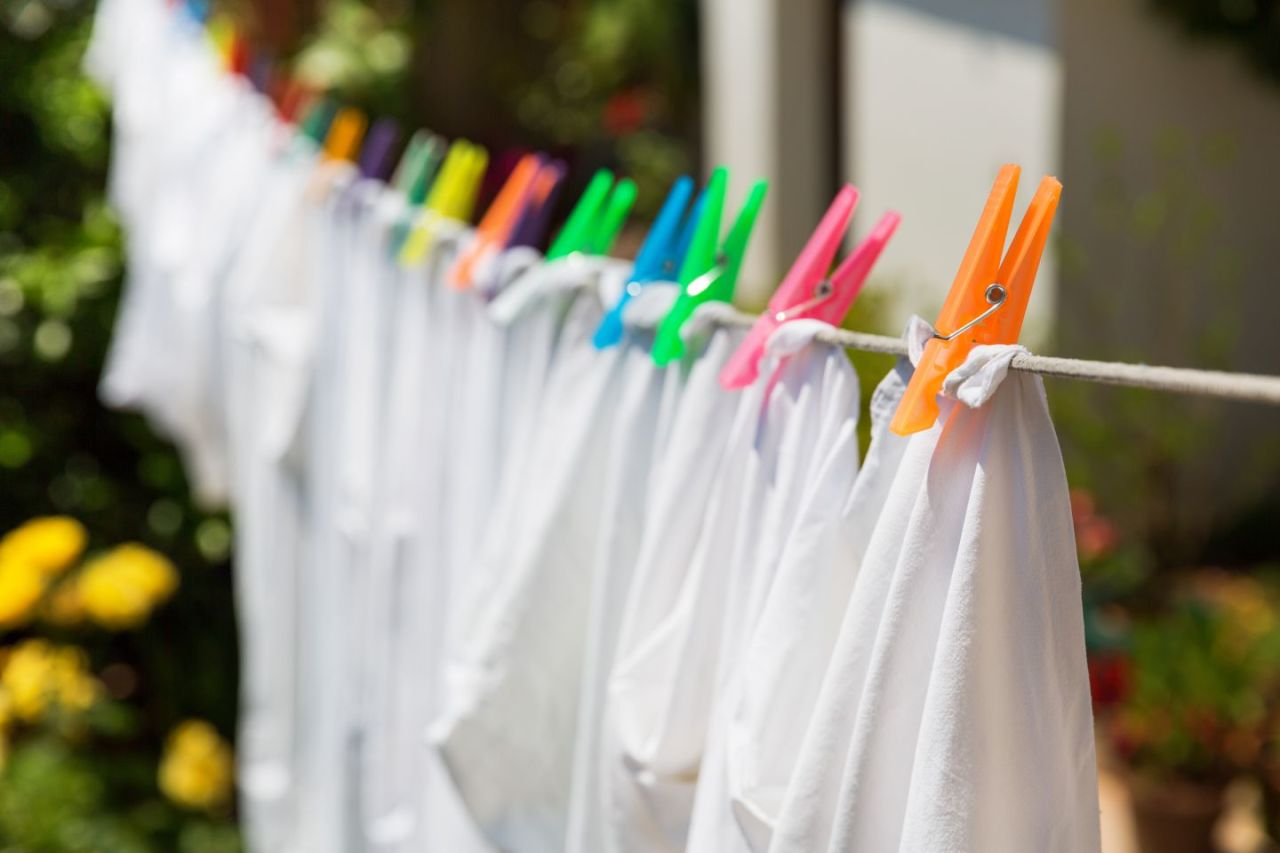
[
  {"left": 932, "top": 283, "right": 1007, "bottom": 342},
  {"left": 774, "top": 278, "right": 835, "bottom": 323},
  {"left": 685, "top": 254, "right": 729, "bottom": 299}
]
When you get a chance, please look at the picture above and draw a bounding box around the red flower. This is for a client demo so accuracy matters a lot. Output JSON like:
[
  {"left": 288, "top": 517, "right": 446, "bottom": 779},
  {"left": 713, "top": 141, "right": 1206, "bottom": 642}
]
[
  {"left": 603, "top": 89, "right": 648, "bottom": 137},
  {"left": 1088, "top": 653, "right": 1132, "bottom": 708}
]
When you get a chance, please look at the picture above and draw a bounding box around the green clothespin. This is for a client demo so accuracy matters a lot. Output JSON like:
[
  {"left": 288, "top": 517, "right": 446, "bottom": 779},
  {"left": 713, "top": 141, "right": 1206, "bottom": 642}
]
[
  {"left": 652, "top": 171, "right": 768, "bottom": 365},
  {"left": 388, "top": 130, "right": 446, "bottom": 257},
  {"left": 298, "top": 97, "right": 337, "bottom": 146},
  {"left": 546, "top": 169, "right": 614, "bottom": 260},
  {"left": 587, "top": 178, "right": 638, "bottom": 255}
]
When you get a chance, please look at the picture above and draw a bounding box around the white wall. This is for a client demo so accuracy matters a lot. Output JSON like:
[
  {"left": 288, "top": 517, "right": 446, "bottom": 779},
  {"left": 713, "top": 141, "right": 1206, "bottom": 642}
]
[
  {"left": 840, "top": 0, "right": 1063, "bottom": 342},
  {"left": 699, "top": 0, "right": 834, "bottom": 307}
]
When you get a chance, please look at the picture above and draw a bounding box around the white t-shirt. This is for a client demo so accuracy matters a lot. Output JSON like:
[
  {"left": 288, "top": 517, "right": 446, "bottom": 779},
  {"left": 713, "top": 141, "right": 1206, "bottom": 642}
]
[{"left": 770, "top": 334, "right": 1100, "bottom": 853}]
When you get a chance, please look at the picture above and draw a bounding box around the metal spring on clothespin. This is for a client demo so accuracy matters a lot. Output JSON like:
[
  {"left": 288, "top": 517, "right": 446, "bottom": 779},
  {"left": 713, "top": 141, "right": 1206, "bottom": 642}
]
[
  {"left": 931, "top": 283, "right": 1007, "bottom": 342},
  {"left": 774, "top": 278, "right": 835, "bottom": 323},
  {"left": 684, "top": 252, "right": 729, "bottom": 299}
]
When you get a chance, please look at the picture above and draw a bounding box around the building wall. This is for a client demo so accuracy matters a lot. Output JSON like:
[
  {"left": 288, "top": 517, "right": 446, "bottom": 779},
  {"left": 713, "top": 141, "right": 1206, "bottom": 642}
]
[
  {"left": 839, "top": 0, "right": 1063, "bottom": 341},
  {"left": 1059, "top": 0, "right": 1280, "bottom": 531}
]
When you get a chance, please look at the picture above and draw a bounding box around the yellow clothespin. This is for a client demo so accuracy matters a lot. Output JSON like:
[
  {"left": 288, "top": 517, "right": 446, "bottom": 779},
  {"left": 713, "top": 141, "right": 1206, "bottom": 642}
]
[{"left": 399, "top": 140, "right": 488, "bottom": 265}]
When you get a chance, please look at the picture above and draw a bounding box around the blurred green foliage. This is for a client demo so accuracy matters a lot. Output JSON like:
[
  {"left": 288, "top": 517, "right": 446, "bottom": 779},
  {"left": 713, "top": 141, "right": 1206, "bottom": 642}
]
[
  {"left": 1108, "top": 571, "right": 1280, "bottom": 784},
  {"left": 0, "top": 1, "right": 243, "bottom": 849}
]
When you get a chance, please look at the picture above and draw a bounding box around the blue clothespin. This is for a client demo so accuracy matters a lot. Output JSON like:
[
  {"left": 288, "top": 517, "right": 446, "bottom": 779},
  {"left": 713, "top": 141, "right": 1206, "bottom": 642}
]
[{"left": 593, "top": 176, "right": 698, "bottom": 349}]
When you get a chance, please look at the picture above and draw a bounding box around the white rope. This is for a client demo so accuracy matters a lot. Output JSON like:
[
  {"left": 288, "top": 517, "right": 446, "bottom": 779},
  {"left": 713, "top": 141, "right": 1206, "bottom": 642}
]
[{"left": 712, "top": 309, "right": 1280, "bottom": 406}]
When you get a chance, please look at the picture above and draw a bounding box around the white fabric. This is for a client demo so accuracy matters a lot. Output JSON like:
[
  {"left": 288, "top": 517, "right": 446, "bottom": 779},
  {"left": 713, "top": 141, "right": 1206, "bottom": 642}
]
[
  {"left": 597, "top": 304, "right": 753, "bottom": 853},
  {"left": 563, "top": 284, "right": 687, "bottom": 853},
  {"left": 216, "top": 132, "right": 321, "bottom": 853},
  {"left": 770, "top": 337, "right": 1100, "bottom": 853},
  {"left": 683, "top": 321, "right": 862, "bottom": 853},
  {"left": 431, "top": 268, "right": 622, "bottom": 851}
]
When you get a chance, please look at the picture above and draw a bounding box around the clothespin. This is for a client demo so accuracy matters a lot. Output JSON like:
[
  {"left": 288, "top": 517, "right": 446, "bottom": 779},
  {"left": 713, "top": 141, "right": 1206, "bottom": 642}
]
[
  {"left": 507, "top": 159, "right": 567, "bottom": 250},
  {"left": 298, "top": 97, "right": 336, "bottom": 145},
  {"left": 357, "top": 117, "right": 400, "bottom": 181},
  {"left": 444, "top": 142, "right": 490, "bottom": 222},
  {"left": 592, "top": 175, "right": 697, "bottom": 349},
  {"left": 249, "top": 55, "right": 274, "bottom": 94},
  {"left": 719, "top": 186, "right": 900, "bottom": 389},
  {"left": 390, "top": 130, "right": 446, "bottom": 206},
  {"left": 651, "top": 171, "right": 768, "bottom": 366},
  {"left": 227, "top": 30, "right": 250, "bottom": 77},
  {"left": 206, "top": 16, "right": 234, "bottom": 66},
  {"left": 545, "top": 170, "right": 637, "bottom": 260},
  {"left": 890, "top": 164, "right": 1061, "bottom": 435},
  {"left": 398, "top": 140, "right": 489, "bottom": 265},
  {"left": 323, "top": 108, "right": 367, "bottom": 163},
  {"left": 449, "top": 153, "right": 542, "bottom": 289}
]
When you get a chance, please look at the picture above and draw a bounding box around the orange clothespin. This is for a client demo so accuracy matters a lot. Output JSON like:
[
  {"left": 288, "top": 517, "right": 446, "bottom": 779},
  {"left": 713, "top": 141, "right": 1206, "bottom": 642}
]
[
  {"left": 323, "top": 108, "right": 367, "bottom": 163},
  {"left": 449, "top": 153, "right": 542, "bottom": 289},
  {"left": 890, "top": 164, "right": 1061, "bottom": 435}
]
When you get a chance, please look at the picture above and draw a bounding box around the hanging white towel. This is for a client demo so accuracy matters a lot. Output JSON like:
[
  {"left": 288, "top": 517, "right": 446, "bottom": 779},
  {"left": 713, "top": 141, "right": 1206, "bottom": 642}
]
[
  {"left": 562, "top": 284, "right": 688, "bottom": 853},
  {"left": 769, "top": 331, "right": 1100, "bottom": 853},
  {"left": 682, "top": 320, "right": 862, "bottom": 853},
  {"left": 594, "top": 303, "right": 758, "bottom": 853},
  {"left": 720, "top": 348, "right": 914, "bottom": 853},
  {"left": 431, "top": 262, "right": 631, "bottom": 851},
  {"left": 215, "top": 131, "right": 322, "bottom": 853}
]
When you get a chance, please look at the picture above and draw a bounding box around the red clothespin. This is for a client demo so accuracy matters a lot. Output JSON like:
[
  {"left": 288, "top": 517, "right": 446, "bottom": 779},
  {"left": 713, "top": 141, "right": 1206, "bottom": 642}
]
[
  {"left": 719, "top": 185, "right": 900, "bottom": 390},
  {"left": 890, "top": 164, "right": 1061, "bottom": 435}
]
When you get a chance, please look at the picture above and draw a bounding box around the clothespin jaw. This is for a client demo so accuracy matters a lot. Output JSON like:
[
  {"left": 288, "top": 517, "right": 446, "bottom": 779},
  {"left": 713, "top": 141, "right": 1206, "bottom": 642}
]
[
  {"left": 592, "top": 175, "right": 696, "bottom": 349},
  {"left": 358, "top": 118, "right": 400, "bottom": 181},
  {"left": 546, "top": 170, "right": 613, "bottom": 260},
  {"left": 652, "top": 173, "right": 769, "bottom": 366},
  {"left": 298, "top": 97, "right": 336, "bottom": 145},
  {"left": 721, "top": 188, "right": 901, "bottom": 390},
  {"left": 587, "top": 178, "right": 638, "bottom": 255},
  {"left": 449, "top": 153, "right": 542, "bottom": 289},
  {"left": 890, "top": 165, "right": 1061, "bottom": 435},
  {"left": 508, "top": 159, "right": 567, "bottom": 250},
  {"left": 321, "top": 107, "right": 367, "bottom": 163},
  {"left": 398, "top": 140, "right": 489, "bottom": 265}
]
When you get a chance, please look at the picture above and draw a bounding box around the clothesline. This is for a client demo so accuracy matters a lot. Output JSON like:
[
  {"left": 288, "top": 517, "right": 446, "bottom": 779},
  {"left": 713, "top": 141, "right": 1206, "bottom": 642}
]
[{"left": 700, "top": 308, "right": 1280, "bottom": 406}]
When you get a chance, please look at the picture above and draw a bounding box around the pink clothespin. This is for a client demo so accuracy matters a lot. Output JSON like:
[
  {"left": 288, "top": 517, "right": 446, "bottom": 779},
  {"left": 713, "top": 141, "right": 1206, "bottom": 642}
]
[{"left": 719, "top": 185, "right": 900, "bottom": 389}]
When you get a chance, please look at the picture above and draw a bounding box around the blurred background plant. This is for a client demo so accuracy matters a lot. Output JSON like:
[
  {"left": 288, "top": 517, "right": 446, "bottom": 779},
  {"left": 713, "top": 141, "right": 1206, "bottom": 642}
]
[{"left": 0, "top": 516, "right": 236, "bottom": 851}]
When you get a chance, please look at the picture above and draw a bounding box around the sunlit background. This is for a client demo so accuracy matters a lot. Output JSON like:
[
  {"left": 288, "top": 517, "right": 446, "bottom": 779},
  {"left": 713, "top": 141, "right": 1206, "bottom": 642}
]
[{"left": 2, "top": 0, "right": 1280, "bottom": 850}]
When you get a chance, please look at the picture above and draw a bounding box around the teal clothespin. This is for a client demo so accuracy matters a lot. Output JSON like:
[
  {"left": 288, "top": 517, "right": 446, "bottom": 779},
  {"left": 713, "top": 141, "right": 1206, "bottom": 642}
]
[
  {"left": 388, "top": 130, "right": 446, "bottom": 257},
  {"left": 298, "top": 97, "right": 337, "bottom": 146},
  {"left": 652, "top": 170, "right": 768, "bottom": 365}
]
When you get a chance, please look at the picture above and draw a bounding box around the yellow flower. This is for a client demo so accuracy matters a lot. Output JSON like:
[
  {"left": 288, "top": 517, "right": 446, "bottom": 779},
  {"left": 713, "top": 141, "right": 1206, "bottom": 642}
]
[
  {"left": 77, "top": 543, "right": 179, "bottom": 630},
  {"left": 0, "top": 517, "right": 87, "bottom": 578},
  {"left": 0, "top": 558, "right": 47, "bottom": 629},
  {"left": 0, "top": 639, "right": 97, "bottom": 722},
  {"left": 158, "top": 720, "right": 233, "bottom": 812}
]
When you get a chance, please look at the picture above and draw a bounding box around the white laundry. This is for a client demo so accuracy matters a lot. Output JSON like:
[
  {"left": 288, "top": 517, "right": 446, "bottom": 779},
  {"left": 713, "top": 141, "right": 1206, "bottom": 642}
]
[
  {"left": 598, "top": 301, "right": 751, "bottom": 853},
  {"left": 562, "top": 283, "right": 687, "bottom": 853},
  {"left": 218, "top": 134, "right": 323, "bottom": 853},
  {"left": 769, "top": 332, "right": 1100, "bottom": 853},
  {"left": 683, "top": 320, "right": 862, "bottom": 853},
  {"left": 358, "top": 206, "right": 498, "bottom": 853},
  {"left": 431, "top": 261, "right": 635, "bottom": 852}
]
